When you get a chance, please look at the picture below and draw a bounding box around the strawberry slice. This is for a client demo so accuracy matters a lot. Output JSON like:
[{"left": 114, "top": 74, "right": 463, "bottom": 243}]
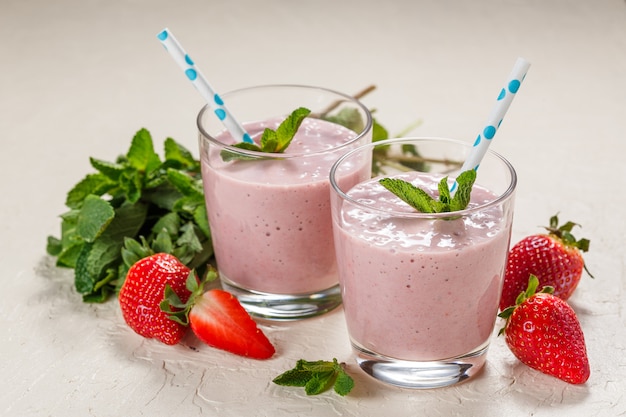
[
  {"left": 189, "top": 290, "right": 276, "bottom": 359},
  {"left": 161, "top": 268, "right": 275, "bottom": 360}
]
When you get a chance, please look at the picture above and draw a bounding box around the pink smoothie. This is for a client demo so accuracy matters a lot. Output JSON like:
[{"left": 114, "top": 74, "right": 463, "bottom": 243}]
[
  {"left": 333, "top": 172, "right": 512, "bottom": 361},
  {"left": 201, "top": 117, "right": 370, "bottom": 295}
]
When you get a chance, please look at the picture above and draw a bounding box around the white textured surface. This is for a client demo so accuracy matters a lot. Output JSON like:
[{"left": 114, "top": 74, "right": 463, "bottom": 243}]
[{"left": 1, "top": 0, "right": 626, "bottom": 416}]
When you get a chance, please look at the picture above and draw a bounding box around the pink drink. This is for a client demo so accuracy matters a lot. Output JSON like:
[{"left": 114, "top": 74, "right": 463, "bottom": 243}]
[
  {"left": 201, "top": 117, "right": 371, "bottom": 295},
  {"left": 334, "top": 172, "right": 511, "bottom": 360}
]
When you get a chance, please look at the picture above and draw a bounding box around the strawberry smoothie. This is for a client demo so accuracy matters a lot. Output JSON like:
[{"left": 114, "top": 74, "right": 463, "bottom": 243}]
[
  {"left": 334, "top": 171, "right": 511, "bottom": 360},
  {"left": 198, "top": 85, "right": 372, "bottom": 321},
  {"left": 329, "top": 137, "right": 516, "bottom": 387}
]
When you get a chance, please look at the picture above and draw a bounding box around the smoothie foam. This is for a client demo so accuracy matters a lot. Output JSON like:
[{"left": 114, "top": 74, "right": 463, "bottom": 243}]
[
  {"left": 202, "top": 117, "right": 370, "bottom": 295},
  {"left": 334, "top": 172, "right": 511, "bottom": 361}
]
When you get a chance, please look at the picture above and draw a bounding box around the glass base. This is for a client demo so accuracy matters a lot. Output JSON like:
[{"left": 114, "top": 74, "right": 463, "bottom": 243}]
[
  {"left": 220, "top": 278, "right": 342, "bottom": 321},
  {"left": 353, "top": 342, "right": 489, "bottom": 389}
]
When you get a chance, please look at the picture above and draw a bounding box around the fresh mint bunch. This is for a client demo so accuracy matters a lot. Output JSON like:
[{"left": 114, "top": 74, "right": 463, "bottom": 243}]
[
  {"left": 379, "top": 169, "right": 477, "bottom": 213},
  {"left": 221, "top": 107, "right": 311, "bottom": 161},
  {"left": 273, "top": 358, "right": 355, "bottom": 396},
  {"left": 46, "top": 128, "right": 213, "bottom": 302}
]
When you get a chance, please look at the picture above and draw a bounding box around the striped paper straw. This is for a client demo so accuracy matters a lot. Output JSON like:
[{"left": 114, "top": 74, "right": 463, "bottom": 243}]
[
  {"left": 451, "top": 57, "right": 530, "bottom": 191},
  {"left": 156, "top": 28, "right": 253, "bottom": 144}
]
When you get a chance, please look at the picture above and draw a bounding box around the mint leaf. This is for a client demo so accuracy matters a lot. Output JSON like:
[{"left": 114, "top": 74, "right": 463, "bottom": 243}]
[
  {"left": 193, "top": 204, "right": 211, "bottom": 240},
  {"left": 334, "top": 368, "right": 355, "bottom": 396},
  {"left": 46, "top": 236, "right": 62, "bottom": 256},
  {"left": 126, "top": 128, "right": 161, "bottom": 173},
  {"left": 378, "top": 178, "right": 442, "bottom": 213},
  {"left": 273, "top": 358, "right": 354, "bottom": 396},
  {"left": 48, "top": 210, "right": 83, "bottom": 268},
  {"left": 65, "top": 173, "right": 116, "bottom": 209},
  {"left": 272, "top": 107, "right": 311, "bottom": 152},
  {"left": 220, "top": 107, "right": 311, "bottom": 161},
  {"left": 379, "top": 170, "right": 476, "bottom": 214},
  {"left": 74, "top": 203, "right": 148, "bottom": 299},
  {"left": 260, "top": 128, "right": 279, "bottom": 153},
  {"left": 220, "top": 142, "right": 263, "bottom": 162},
  {"left": 117, "top": 168, "right": 143, "bottom": 203},
  {"left": 322, "top": 107, "right": 364, "bottom": 133},
  {"left": 164, "top": 138, "right": 198, "bottom": 170},
  {"left": 90, "top": 158, "right": 125, "bottom": 182},
  {"left": 177, "top": 222, "right": 203, "bottom": 254},
  {"left": 438, "top": 176, "right": 452, "bottom": 206},
  {"left": 76, "top": 195, "right": 115, "bottom": 242},
  {"left": 305, "top": 371, "right": 335, "bottom": 395},
  {"left": 450, "top": 169, "right": 476, "bottom": 211},
  {"left": 272, "top": 368, "right": 312, "bottom": 387},
  {"left": 372, "top": 117, "right": 389, "bottom": 142},
  {"left": 166, "top": 168, "right": 204, "bottom": 199}
]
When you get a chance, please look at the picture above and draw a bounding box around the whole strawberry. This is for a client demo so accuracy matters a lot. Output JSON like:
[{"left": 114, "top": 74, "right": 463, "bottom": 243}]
[
  {"left": 500, "top": 214, "right": 592, "bottom": 311},
  {"left": 118, "top": 253, "right": 193, "bottom": 345},
  {"left": 499, "top": 275, "right": 590, "bottom": 384}
]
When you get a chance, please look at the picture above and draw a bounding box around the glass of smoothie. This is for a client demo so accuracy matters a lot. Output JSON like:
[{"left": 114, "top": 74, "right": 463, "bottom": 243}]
[
  {"left": 329, "top": 137, "right": 516, "bottom": 388},
  {"left": 198, "top": 85, "right": 372, "bottom": 320}
]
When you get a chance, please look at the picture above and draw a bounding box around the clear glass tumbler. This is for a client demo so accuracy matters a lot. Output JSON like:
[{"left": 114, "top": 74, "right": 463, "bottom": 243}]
[
  {"left": 198, "top": 84, "right": 372, "bottom": 320},
  {"left": 330, "top": 137, "right": 516, "bottom": 388}
]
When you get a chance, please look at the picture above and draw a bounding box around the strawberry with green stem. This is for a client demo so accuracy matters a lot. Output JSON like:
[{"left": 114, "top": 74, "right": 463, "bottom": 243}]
[
  {"left": 500, "top": 214, "right": 592, "bottom": 311},
  {"left": 498, "top": 275, "right": 590, "bottom": 384},
  {"left": 119, "top": 253, "right": 275, "bottom": 359},
  {"left": 118, "top": 253, "right": 193, "bottom": 345}
]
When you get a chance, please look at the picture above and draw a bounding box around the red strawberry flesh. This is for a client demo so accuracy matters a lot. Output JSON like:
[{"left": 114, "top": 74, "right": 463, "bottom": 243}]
[{"left": 189, "top": 289, "right": 275, "bottom": 359}]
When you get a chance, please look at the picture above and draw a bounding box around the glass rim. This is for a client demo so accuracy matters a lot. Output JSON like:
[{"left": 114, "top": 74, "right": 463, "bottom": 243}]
[
  {"left": 196, "top": 84, "right": 373, "bottom": 159},
  {"left": 329, "top": 136, "right": 517, "bottom": 219}
]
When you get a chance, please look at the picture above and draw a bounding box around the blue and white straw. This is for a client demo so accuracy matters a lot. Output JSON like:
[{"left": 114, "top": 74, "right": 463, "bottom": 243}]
[
  {"left": 156, "top": 28, "right": 253, "bottom": 144},
  {"left": 451, "top": 57, "right": 530, "bottom": 191}
]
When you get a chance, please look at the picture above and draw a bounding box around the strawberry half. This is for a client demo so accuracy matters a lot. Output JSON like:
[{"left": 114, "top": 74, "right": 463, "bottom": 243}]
[
  {"left": 118, "top": 253, "right": 193, "bottom": 345},
  {"left": 161, "top": 269, "right": 275, "bottom": 360},
  {"left": 188, "top": 290, "right": 276, "bottom": 359},
  {"left": 498, "top": 275, "right": 590, "bottom": 384},
  {"left": 500, "top": 214, "right": 592, "bottom": 311}
]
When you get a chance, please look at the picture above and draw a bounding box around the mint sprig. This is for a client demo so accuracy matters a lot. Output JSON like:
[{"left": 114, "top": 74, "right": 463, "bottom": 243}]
[
  {"left": 379, "top": 169, "right": 477, "bottom": 213},
  {"left": 221, "top": 107, "right": 311, "bottom": 161},
  {"left": 46, "top": 128, "right": 213, "bottom": 302},
  {"left": 273, "top": 358, "right": 355, "bottom": 396}
]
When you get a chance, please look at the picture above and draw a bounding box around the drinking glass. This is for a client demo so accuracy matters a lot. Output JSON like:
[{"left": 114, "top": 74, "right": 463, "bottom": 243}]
[
  {"left": 329, "top": 137, "right": 516, "bottom": 388},
  {"left": 198, "top": 84, "right": 372, "bottom": 320}
]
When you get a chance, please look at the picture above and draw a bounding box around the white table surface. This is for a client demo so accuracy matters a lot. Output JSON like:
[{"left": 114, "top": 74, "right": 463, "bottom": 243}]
[{"left": 2, "top": 0, "right": 625, "bottom": 415}]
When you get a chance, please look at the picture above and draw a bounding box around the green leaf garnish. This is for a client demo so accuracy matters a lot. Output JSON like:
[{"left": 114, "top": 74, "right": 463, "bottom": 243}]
[
  {"left": 46, "top": 128, "right": 214, "bottom": 302},
  {"left": 220, "top": 107, "right": 311, "bottom": 161},
  {"left": 273, "top": 358, "right": 354, "bottom": 396},
  {"left": 379, "top": 169, "right": 477, "bottom": 213}
]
